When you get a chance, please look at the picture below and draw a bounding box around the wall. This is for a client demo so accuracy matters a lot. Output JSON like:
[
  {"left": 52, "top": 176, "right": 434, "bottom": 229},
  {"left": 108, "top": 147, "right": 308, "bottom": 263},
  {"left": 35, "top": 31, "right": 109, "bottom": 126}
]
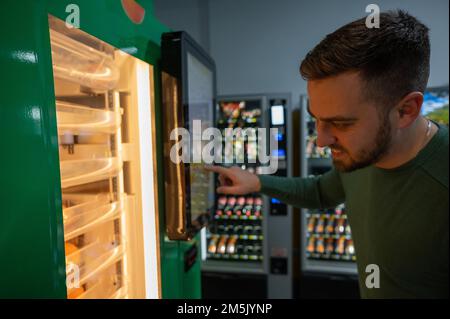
[
  {"left": 153, "top": 0, "right": 210, "bottom": 52},
  {"left": 154, "top": 0, "right": 449, "bottom": 107}
]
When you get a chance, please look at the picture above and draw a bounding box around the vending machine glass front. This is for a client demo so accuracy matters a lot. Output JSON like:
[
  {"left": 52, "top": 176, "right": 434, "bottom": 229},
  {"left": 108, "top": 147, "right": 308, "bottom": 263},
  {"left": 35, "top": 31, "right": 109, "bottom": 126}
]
[
  {"left": 49, "top": 16, "right": 160, "bottom": 299},
  {"left": 161, "top": 31, "right": 216, "bottom": 240}
]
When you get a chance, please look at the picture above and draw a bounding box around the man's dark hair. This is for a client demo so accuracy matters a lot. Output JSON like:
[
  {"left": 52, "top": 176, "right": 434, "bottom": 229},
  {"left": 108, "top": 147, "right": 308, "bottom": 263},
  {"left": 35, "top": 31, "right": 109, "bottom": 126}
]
[{"left": 300, "top": 10, "right": 430, "bottom": 110}]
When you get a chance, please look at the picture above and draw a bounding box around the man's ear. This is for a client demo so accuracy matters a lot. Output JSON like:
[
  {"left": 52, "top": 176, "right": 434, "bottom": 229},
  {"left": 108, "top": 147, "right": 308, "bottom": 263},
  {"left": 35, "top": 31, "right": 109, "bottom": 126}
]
[{"left": 394, "top": 92, "right": 424, "bottom": 129}]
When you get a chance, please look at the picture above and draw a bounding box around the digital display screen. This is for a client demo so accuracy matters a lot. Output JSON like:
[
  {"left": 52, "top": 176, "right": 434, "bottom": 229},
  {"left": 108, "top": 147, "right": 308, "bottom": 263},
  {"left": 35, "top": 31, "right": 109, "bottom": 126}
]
[
  {"left": 271, "top": 198, "right": 281, "bottom": 204},
  {"left": 271, "top": 105, "right": 285, "bottom": 126},
  {"left": 187, "top": 52, "right": 215, "bottom": 222}
]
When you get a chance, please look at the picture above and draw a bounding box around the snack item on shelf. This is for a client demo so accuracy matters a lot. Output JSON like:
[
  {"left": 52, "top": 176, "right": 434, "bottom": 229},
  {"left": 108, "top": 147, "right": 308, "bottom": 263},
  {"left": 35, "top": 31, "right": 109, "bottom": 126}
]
[{"left": 68, "top": 286, "right": 85, "bottom": 299}]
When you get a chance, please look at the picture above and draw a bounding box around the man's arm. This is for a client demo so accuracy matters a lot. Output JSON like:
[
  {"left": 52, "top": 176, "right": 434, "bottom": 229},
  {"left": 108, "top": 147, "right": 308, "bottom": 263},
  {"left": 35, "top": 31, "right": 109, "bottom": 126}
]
[
  {"left": 205, "top": 165, "right": 345, "bottom": 209},
  {"left": 258, "top": 168, "right": 345, "bottom": 209}
]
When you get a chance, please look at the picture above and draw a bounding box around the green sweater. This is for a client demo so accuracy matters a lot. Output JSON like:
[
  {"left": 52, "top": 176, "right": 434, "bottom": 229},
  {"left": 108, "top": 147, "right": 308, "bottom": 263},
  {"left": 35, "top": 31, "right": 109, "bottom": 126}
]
[{"left": 259, "top": 124, "right": 449, "bottom": 299}]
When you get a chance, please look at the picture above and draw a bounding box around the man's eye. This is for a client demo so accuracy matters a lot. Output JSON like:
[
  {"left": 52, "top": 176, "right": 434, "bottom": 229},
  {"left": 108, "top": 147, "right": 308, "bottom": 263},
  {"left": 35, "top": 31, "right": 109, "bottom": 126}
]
[{"left": 333, "top": 122, "right": 352, "bottom": 129}]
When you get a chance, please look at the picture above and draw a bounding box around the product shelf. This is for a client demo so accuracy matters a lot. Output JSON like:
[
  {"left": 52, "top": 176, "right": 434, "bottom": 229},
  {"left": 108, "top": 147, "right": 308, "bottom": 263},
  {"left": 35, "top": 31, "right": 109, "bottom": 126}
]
[
  {"left": 50, "top": 29, "right": 119, "bottom": 91},
  {"left": 63, "top": 202, "right": 122, "bottom": 241},
  {"left": 66, "top": 244, "right": 124, "bottom": 290},
  {"left": 56, "top": 100, "right": 121, "bottom": 135},
  {"left": 60, "top": 157, "right": 122, "bottom": 189}
]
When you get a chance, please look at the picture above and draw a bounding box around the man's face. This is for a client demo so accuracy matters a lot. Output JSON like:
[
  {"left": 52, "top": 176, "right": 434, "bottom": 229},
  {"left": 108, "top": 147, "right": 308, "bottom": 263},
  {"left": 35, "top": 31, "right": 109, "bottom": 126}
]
[{"left": 307, "top": 72, "right": 392, "bottom": 172}]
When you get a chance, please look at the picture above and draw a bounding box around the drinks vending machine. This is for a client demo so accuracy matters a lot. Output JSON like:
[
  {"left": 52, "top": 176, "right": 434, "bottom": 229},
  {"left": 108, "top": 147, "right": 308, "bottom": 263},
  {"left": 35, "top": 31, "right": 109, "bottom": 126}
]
[{"left": 201, "top": 94, "right": 295, "bottom": 299}]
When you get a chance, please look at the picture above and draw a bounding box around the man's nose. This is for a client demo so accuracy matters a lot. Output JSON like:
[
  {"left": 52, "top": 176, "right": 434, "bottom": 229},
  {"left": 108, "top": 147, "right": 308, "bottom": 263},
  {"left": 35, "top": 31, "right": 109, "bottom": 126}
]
[{"left": 316, "top": 122, "right": 336, "bottom": 147}]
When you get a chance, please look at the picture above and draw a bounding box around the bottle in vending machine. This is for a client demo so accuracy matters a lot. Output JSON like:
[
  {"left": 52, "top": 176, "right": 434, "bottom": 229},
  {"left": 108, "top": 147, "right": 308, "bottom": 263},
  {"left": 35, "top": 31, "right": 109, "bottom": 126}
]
[
  {"left": 233, "top": 224, "right": 243, "bottom": 234},
  {"left": 335, "top": 236, "right": 346, "bottom": 255},
  {"left": 233, "top": 197, "right": 245, "bottom": 215},
  {"left": 345, "top": 219, "right": 352, "bottom": 235},
  {"left": 208, "top": 235, "right": 220, "bottom": 254},
  {"left": 243, "top": 225, "right": 254, "bottom": 234},
  {"left": 307, "top": 216, "right": 316, "bottom": 233},
  {"left": 315, "top": 216, "right": 325, "bottom": 234},
  {"left": 307, "top": 236, "right": 316, "bottom": 253},
  {"left": 253, "top": 207, "right": 261, "bottom": 218},
  {"left": 227, "top": 196, "right": 237, "bottom": 207},
  {"left": 225, "top": 224, "right": 235, "bottom": 234},
  {"left": 217, "top": 224, "right": 226, "bottom": 234},
  {"left": 215, "top": 209, "right": 223, "bottom": 218},
  {"left": 253, "top": 225, "right": 262, "bottom": 235},
  {"left": 335, "top": 217, "right": 346, "bottom": 234},
  {"left": 217, "top": 235, "right": 229, "bottom": 254},
  {"left": 325, "top": 237, "right": 335, "bottom": 255},
  {"left": 237, "top": 196, "right": 246, "bottom": 207},
  {"left": 217, "top": 196, "right": 227, "bottom": 210},
  {"left": 345, "top": 239, "right": 355, "bottom": 256},
  {"left": 226, "top": 235, "right": 238, "bottom": 254},
  {"left": 325, "top": 215, "right": 336, "bottom": 234},
  {"left": 254, "top": 197, "right": 263, "bottom": 206},
  {"left": 316, "top": 236, "right": 325, "bottom": 254}
]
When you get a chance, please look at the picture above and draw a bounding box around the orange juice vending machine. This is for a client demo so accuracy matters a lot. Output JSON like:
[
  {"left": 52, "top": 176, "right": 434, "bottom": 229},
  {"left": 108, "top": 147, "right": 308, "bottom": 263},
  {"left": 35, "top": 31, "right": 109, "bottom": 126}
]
[{"left": 0, "top": 0, "right": 175, "bottom": 298}]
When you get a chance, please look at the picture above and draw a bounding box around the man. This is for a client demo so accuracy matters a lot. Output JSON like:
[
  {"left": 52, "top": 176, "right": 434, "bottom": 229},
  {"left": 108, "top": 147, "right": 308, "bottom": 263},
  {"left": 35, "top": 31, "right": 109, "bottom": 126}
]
[{"left": 206, "top": 10, "right": 449, "bottom": 298}]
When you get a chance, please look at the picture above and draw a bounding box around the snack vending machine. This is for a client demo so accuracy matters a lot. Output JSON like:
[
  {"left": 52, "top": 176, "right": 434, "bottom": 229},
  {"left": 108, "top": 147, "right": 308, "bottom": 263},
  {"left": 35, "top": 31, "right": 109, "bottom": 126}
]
[
  {"left": 201, "top": 94, "right": 295, "bottom": 299},
  {"left": 299, "top": 95, "right": 359, "bottom": 297},
  {"left": 0, "top": 0, "right": 199, "bottom": 299}
]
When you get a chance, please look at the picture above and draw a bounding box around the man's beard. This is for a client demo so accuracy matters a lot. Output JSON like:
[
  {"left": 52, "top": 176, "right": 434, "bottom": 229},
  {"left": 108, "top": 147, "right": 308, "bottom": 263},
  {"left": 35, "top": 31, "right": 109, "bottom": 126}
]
[{"left": 332, "top": 111, "right": 392, "bottom": 172}]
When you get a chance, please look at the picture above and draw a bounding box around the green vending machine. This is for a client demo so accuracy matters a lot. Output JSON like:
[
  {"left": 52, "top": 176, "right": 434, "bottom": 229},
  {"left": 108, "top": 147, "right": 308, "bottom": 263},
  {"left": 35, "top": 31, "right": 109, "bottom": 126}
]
[{"left": 0, "top": 0, "right": 202, "bottom": 299}]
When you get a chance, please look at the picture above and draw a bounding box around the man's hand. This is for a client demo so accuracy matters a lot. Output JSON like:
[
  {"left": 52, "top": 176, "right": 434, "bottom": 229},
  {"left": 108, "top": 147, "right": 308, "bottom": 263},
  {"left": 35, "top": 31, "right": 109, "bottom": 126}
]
[{"left": 204, "top": 165, "right": 261, "bottom": 195}]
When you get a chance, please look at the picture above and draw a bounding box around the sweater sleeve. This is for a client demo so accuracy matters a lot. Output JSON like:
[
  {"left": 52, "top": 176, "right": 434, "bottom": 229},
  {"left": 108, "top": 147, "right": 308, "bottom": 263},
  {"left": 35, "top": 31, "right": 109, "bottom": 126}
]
[{"left": 258, "top": 168, "right": 345, "bottom": 209}]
